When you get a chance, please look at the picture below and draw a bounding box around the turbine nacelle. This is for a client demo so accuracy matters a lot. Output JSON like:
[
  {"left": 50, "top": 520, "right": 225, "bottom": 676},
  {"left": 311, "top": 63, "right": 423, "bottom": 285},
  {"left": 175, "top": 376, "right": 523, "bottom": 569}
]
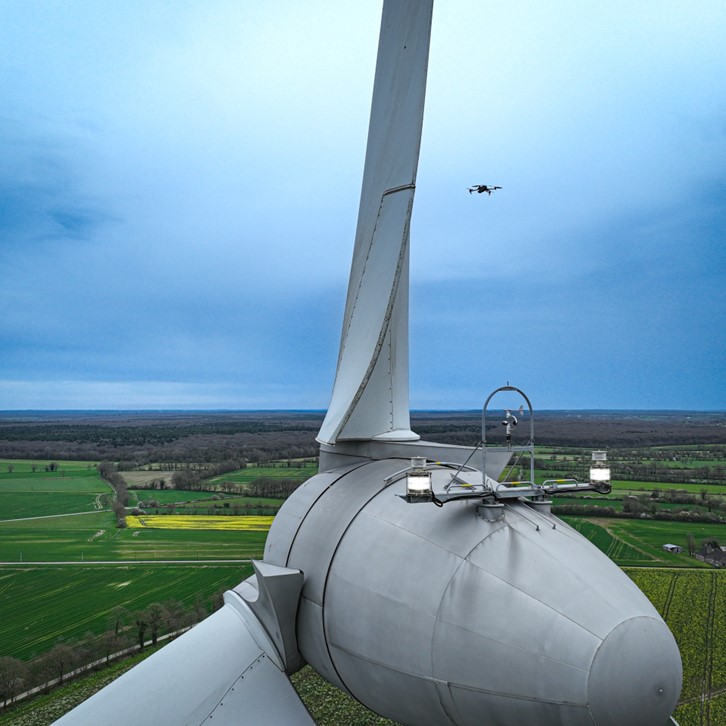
[{"left": 264, "top": 459, "right": 682, "bottom": 726}]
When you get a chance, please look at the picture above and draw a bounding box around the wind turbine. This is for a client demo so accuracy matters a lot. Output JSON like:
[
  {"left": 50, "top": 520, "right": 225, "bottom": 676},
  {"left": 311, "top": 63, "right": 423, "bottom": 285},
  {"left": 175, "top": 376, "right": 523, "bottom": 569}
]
[{"left": 56, "top": 2, "right": 682, "bottom": 724}]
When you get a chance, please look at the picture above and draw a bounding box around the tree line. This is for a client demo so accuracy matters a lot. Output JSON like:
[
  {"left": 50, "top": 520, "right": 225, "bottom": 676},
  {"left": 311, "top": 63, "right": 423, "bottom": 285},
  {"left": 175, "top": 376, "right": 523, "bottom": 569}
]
[
  {"left": 0, "top": 594, "right": 225, "bottom": 710},
  {"left": 553, "top": 487, "right": 726, "bottom": 524},
  {"left": 97, "top": 461, "right": 129, "bottom": 527}
]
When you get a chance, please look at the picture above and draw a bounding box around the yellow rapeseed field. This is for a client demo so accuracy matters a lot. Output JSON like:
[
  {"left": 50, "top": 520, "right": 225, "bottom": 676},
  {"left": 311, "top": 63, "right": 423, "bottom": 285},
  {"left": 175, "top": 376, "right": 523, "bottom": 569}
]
[{"left": 126, "top": 515, "right": 274, "bottom": 531}]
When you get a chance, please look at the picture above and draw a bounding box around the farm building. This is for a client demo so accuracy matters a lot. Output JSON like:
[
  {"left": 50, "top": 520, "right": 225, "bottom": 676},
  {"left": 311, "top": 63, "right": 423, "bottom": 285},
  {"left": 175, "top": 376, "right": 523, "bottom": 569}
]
[
  {"left": 695, "top": 541, "right": 726, "bottom": 568},
  {"left": 662, "top": 544, "right": 683, "bottom": 554}
]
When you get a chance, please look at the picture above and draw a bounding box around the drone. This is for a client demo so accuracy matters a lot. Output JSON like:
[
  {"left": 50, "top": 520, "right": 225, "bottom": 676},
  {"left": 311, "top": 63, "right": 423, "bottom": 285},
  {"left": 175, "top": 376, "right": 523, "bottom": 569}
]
[{"left": 468, "top": 184, "right": 501, "bottom": 195}]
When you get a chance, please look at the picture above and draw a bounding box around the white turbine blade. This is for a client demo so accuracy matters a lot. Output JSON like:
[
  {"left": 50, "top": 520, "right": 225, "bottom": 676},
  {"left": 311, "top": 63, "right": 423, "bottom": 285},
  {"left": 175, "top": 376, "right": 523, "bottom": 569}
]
[
  {"left": 319, "top": 187, "right": 414, "bottom": 442},
  {"left": 318, "top": 0, "right": 433, "bottom": 445},
  {"left": 54, "top": 592, "right": 314, "bottom": 726}
]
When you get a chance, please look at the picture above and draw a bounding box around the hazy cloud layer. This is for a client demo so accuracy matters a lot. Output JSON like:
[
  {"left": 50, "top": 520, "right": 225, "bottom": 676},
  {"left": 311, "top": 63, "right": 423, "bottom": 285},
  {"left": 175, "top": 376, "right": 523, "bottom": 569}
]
[{"left": 1, "top": 1, "right": 724, "bottom": 411}]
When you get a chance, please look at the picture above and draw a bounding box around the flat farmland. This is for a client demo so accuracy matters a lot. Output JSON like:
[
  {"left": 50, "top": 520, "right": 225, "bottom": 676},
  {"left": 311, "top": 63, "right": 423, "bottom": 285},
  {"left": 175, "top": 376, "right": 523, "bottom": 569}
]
[
  {"left": 208, "top": 465, "right": 315, "bottom": 486},
  {"left": 119, "top": 470, "right": 176, "bottom": 487},
  {"left": 626, "top": 569, "right": 726, "bottom": 726},
  {"left": 609, "top": 480, "right": 726, "bottom": 496},
  {"left": 0, "top": 563, "right": 252, "bottom": 660},
  {"left": 0, "top": 511, "right": 267, "bottom": 562},
  {"left": 564, "top": 519, "right": 653, "bottom": 564},
  {"left": 126, "top": 489, "right": 221, "bottom": 506},
  {"left": 126, "top": 514, "right": 274, "bottom": 531},
  {"left": 605, "top": 518, "right": 726, "bottom": 558},
  {"left": 0, "top": 460, "right": 100, "bottom": 476},
  {"left": 563, "top": 517, "right": 725, "bottom": 567},
  {"left": 0, "top": 460, "right": 109, "bottom": 519}
]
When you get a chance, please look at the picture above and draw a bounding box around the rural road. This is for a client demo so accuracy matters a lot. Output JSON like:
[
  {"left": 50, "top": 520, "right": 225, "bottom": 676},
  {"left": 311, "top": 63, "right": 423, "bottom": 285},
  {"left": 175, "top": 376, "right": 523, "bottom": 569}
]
[{"left": 0, "top": 510, "right": 109, "bottom": 523}]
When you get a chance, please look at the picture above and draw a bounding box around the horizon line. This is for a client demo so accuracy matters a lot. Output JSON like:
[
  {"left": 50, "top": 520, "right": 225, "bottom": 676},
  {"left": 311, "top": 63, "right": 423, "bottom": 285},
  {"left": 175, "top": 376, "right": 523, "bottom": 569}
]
[{"left": 1, "top": 408, "right": 724, "bottom": 415}]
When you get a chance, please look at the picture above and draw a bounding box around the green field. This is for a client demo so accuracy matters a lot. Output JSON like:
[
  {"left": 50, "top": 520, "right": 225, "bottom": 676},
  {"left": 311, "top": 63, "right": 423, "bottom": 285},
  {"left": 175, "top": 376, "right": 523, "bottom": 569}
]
[
  {"left": 0, "top": 460, "right": 110, "bottom": 520},
  {"left": 5, "top": 566, "right": 725, "bottom": 726},
  {"left": 0, "top": 564, "right": 251, "bottom": 659},
  {"left": 565, "top": 519, "right": 653, "bottom": 564},
  {"left": 563, "top": 517, "right": 725, "bottom": 567},
  {"left": 0, "top": 511, "right": 267, "bottom": 562},
  {"left": 126, "top": 490, "right": 217, "bottom": 506},
  {"left": 626, "top": 569, "right": 726, "bottom": 726},
  {"left": 208, "top": 464, "right": 314, "bottom": 485},
  {"left": 609, "top": 480, "right": 726, "bottom": 495},
  {"left": 2, "top": 455, "right": 725, "bottom": 724}
]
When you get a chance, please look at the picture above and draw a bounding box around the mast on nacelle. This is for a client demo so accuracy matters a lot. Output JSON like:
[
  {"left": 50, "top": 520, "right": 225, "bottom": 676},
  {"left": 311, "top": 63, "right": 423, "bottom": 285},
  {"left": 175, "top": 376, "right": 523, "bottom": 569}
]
[{"left": 317, "top": 0, "right": 433, "bottom": 445}]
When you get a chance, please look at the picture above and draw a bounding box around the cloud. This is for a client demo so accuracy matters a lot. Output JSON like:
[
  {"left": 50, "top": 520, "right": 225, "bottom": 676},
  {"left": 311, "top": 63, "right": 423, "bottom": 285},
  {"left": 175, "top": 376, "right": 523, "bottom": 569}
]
[
  {"left": 0, "top": 1, "right": 724, "bottom": 410},
  {"left": 0, "top": 120, "right": 113, "bottom": 252}
]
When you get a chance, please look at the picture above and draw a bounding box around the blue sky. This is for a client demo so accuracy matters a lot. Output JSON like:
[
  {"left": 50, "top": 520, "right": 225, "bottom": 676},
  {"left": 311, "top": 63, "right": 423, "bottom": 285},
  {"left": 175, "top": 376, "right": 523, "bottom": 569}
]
[{"left": 1, "top": 0, "right": 724, "bottom": 411}]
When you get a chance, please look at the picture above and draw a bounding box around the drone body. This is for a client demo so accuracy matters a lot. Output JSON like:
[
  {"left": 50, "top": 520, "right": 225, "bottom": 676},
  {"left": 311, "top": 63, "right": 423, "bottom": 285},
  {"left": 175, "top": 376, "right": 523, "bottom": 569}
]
[{"left": 469, "top": 184, "right": 502, "bottom": 195}]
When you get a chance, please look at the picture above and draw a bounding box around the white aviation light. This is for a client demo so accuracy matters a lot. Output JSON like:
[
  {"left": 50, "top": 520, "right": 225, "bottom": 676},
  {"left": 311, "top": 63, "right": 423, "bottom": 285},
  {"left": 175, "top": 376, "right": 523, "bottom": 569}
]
[
  {"left": 406, "top": 457, "right": 432, "bottom": 502},
  {"left": 590, "top": 451, "right": 611, "bottom": 493}
]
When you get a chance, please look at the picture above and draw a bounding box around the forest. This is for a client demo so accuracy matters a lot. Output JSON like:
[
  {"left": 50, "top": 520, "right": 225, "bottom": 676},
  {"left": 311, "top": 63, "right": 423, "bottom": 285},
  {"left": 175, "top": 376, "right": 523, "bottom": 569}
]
[{"left": 0, "top": 410, "right": 723, "bottom": 463}]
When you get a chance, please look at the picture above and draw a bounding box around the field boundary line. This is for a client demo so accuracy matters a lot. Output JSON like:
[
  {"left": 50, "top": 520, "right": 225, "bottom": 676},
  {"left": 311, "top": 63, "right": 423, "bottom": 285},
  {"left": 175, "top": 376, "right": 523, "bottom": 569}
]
[
  {"left": 598, "top": 520, "right": 656, "bottom": 562},
  {"left": 0, "top": 510, "right": 109, "bottom": 523}
]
